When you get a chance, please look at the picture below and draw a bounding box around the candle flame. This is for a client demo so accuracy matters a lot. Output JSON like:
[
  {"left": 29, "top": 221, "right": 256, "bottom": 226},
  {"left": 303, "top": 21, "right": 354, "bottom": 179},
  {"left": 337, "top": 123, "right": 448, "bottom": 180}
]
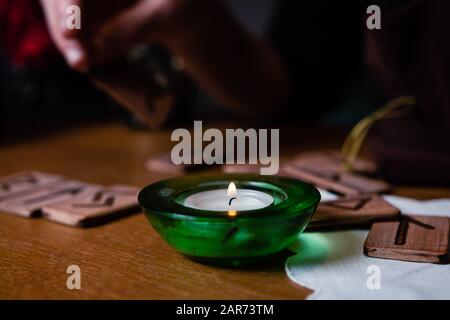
[
  {"left": 228, "top": 183, "right": 237, "bottom": 217},
  {"left": 228, "top": 210, "right": 237, "bottom": 217},
  {"left": 227, "top": 182, "right": 237, "bottom": 197}
]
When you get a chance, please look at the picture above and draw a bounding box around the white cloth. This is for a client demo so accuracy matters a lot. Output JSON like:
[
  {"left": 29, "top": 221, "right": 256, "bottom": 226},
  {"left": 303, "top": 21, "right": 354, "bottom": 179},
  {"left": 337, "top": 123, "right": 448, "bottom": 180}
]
[
  {"left": 286, "top": 230, "right": 450, "bottom": 300},
  {"left": 383, "top": 195, "right": 450, "bottom": 217},
  {"left": 317, "top": 188, "right": 339, "bottom": 202},
  {"left": 286, "top": 195, "right": 450, "bottom": 299}
]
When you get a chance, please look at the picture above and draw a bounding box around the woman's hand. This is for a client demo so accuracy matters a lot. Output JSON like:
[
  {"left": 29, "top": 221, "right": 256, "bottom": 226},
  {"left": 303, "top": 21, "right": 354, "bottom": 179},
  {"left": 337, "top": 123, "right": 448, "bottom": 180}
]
[{"left": 40, "top": 0, "right": 290, "bottom": 115}]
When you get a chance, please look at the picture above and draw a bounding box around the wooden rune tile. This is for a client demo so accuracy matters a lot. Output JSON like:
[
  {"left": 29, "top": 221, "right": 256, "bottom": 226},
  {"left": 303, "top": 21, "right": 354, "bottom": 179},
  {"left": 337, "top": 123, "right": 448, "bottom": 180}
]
[
  {"left": 0, "top": 180, "right": 99, "bottom": 218},
  {"left": 223, "top": 152, "right": 389, "bottom": 195},
  {"left": 287, "top": 151, "right": 390, "bottom": 194},
  {"left": 338, "top": 172, "right": 391, "bottom": 194},
  {"left": 281, "top": 164, "right": 390, "bottom": 196},
  {"left": 321, "top": 196, "right": 371, "bottom": 210},
  {"left": 42, "top": 185, "right": 140, "bottom": 227},
  {"left": 364, "top": 215, "right": 450, "bottom": 264},
  {"left": 281, "top": 165, "right": 360, "bottom": 196},
  {"left": 0, "top": 171, "right": 62, "bottom": 202},
  {"left": 309, "top": 195, "right": 400, "bottom": 229}
]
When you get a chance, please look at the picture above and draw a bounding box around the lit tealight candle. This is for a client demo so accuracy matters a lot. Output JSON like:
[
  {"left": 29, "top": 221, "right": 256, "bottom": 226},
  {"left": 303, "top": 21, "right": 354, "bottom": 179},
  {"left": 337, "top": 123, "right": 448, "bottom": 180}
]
[{"left": 184, "top": 182, "right": 274, "bottom": 212}]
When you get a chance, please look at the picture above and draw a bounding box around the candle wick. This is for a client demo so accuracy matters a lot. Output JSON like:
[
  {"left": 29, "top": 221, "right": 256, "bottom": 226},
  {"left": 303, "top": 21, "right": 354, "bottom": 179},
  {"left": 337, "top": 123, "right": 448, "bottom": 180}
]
[{"left": 228, "top": 197, "right": 237, "bottom": 206}]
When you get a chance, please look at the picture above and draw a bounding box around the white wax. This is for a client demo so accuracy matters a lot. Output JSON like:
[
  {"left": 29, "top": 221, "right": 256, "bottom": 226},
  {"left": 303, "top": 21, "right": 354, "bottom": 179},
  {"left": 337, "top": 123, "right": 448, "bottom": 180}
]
[{"left": 183, "top": 189, "right": 274, "bottom": 211}]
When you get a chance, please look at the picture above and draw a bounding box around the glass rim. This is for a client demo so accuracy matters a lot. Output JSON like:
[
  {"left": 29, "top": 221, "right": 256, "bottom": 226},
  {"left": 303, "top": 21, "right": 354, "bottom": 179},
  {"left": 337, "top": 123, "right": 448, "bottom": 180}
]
[{"left": 138, "top": 173, "right": 321, "bottom": 220}]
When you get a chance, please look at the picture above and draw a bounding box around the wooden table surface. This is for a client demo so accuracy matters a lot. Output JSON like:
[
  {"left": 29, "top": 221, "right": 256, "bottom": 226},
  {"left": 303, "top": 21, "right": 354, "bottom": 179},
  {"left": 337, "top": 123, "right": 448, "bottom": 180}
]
[{"left": 0, "top": 122, "right": 449, "bottom": 299}]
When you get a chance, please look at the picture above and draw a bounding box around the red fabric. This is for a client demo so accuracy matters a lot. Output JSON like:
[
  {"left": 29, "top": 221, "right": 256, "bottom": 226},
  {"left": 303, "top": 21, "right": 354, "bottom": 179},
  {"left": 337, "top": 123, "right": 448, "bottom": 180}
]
[{"left": 0, "top": 0, "right": 57, "bottom": 68}]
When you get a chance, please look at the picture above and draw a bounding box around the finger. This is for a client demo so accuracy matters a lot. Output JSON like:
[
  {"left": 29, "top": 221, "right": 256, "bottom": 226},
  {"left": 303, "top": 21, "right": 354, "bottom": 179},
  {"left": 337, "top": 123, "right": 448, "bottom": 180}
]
[
  {"left": 59, "top": 0, "right": 89, "bottom": 71},
  {"left": 40, "top": 0, "right": 88, "bottom": 71},
  {"left": 60, "top": 0, "right": 90, "bottom": 71},
  {"left": 60, "top": 0, "right": 83, "bottom": 38}
]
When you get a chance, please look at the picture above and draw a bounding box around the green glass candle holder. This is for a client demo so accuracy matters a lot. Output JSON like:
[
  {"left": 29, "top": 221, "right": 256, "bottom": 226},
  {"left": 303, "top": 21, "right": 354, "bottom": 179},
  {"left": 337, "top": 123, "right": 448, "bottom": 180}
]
[{"left": 138, "top": 174, "right": 320, "bottom": 266}]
